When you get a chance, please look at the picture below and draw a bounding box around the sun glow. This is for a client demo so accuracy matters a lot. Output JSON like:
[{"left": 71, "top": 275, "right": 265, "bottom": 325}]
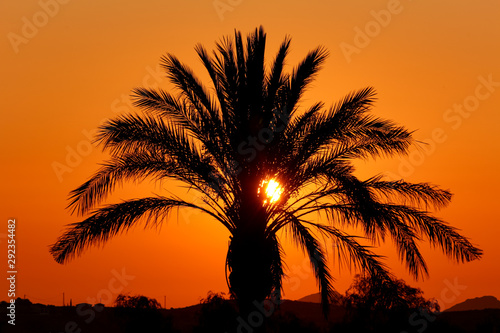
[{"left": 258, "top": 178, "right": 283, "bottom": 205}]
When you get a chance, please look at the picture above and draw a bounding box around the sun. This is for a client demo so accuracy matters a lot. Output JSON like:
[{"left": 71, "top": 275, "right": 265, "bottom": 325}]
[{"left": 258, "top": 178, "right": 283, "bottom": 205}]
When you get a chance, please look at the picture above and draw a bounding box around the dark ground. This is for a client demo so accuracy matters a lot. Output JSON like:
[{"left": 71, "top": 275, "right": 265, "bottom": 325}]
[{"left": 1, "top": 299, "right": 500, "bottom": 333}]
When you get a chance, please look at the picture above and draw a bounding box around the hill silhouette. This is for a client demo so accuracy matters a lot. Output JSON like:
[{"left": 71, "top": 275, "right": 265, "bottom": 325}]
[
  {"left": 297, "top": 291, "right": 342, "bottom": 304},
  {"left": 446, "top": 296, "right": 500, "bottom": 312}
]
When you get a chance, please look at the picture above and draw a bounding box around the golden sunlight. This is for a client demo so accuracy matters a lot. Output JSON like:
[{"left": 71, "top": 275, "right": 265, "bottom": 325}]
[{"left": 258, "top": 178, "right": 283, "bottom": 205}]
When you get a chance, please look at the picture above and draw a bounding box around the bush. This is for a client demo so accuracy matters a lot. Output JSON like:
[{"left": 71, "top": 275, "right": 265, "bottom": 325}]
[
  {"left": 194, "top": 291, "right": 238, "bottom": 332},
  {"left": 341, "top": 274, "right": 439, "bottom": 332},
  {"left": 114, "top": 294, "right": 161, "bottom": 310},
  {"left": 113, "top": 294, "right": 172, "bottom": 332}
]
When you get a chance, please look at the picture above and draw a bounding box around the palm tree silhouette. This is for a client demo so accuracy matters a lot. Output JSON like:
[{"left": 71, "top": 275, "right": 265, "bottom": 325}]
[{"left": 50, "top": 27, "right": 481, "bottom": 316}]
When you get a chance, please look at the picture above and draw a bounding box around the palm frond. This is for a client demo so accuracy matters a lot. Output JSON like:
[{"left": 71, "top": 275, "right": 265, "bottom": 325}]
[
  {"left": 195, "top": 44, "right": 233, "bottom": 133},
  {"left": 378, "top": 215, "right": 428, "bottom": 279},
  {"left": 288, "top": 87, "right": 391, "bottom": 165},
  {"left": 51, "top": 197, "right": 231, "bottom": 264},
  {"left": 287, "top": 215, "right": 334, "bottom": 316},
  {"left": 301, "top": 222, "right": 391, "bottom": 280},
  {"left": 265, "top": 36, "right": 291, "bottom": 114},
  {"left": 245, "top": 26, "right": 266, "bottom": 123},
  {"left": 96, "top": 114, "right": 227, "bottom": 189},
  {"left": 160, "top": 54, "right": 221, "bottom": 125},
  {"left": 286, "top": 46, "right": 329, "bottom": 115},
  {"left": 363, "top": 176, "right": 452, "bottom": 210},
  {"left": 378, "top": 204, "right": 483, "bottom": 262},
  {"left": 268, "top": 233, "right": 286, "bottom": 302},
  {"left": 68, "top": 151, "right": 177, "bottom": 215},
  {"left": 131, "top": 87, "right": 196, "bottom": 132}
]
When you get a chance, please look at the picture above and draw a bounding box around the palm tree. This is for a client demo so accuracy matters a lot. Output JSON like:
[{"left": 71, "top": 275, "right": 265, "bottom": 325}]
[{"left": 50, "top": 26, "right": 482, "bottom": 316}]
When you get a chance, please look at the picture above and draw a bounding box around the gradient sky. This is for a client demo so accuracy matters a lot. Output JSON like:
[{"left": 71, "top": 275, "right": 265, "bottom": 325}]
[{"left": 1, "top": 0, "right": 499, "bottom": 310}]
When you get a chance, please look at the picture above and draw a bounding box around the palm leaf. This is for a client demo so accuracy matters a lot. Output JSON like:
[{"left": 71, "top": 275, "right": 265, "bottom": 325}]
[{"left": 51, "top": 197, "right": 231, "bottom": 264}]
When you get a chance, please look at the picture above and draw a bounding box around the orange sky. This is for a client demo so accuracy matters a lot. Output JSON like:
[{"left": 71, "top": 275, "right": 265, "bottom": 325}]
[{"left": 1, "top": 0, "right": 499, "bottom": 310}]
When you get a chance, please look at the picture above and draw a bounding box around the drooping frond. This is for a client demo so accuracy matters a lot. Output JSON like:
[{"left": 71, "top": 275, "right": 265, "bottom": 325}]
[
  {"left": 363, "top": 176, "right": 452, "bottom": 210},
  {"left": 268, "top": 233, "right": 286, "bottom": 302},
  {"left": 51, "top": 197, "right": 231, "bottom": 264},
  {"left": 375, "top": 204, "right": 483, "bottom": 263},
  {"left": 322, "top": 199, "right": 481, "bottom": 277},
  {"left": 287, "top": 215, "right": 334, "bottom": 316},
  {"left": 300, "top": 222, "right": 392, "bottom": 280},
  {"left": 376, "top": 214, "right": 429, "bottom": 279},
  {"left": 67, "top": 151, "right": 178, "bottom": 215}
]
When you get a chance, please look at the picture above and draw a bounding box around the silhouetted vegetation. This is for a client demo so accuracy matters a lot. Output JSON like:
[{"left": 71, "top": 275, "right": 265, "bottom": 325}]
[
  {"left": 344, "top": 274, "right": 439, "bottom": 312},
  {"left": 50, "top": 26, "right": 482, "bottom": 318},
  {"left": 114, "top": 293, "right": 161, "bottom": 310},
  {"left": 1, "top": 296, "right": 499, "bottom": 333},
  {"left": 193, "top": 291, "right": 322, "bottom": 333},
  {"left": 337, "top": 274, "right": 439, "bottom": 332},
  {"left": 193, "top": 291, "right": 238, "bottom": 332},
  {"left": 113, "top": 294, "right": 172, "bottom": 333},
  {"left": 265, "top": 312, "right": 322, "bottom": 333}
]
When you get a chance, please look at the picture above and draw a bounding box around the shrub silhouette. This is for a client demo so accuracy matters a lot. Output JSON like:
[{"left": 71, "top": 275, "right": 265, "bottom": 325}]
[
  {"left": 341, "top": 274, "right": 439, "bottom": 332},
  {"left": 113, "top": 294, "right": 171, "bottom": 332},
  {"left": 194, "top": 291, "right": 238, "bottom": 332},
  {"left": 114, "top": 294, "right": 161, "bottom": 310}
]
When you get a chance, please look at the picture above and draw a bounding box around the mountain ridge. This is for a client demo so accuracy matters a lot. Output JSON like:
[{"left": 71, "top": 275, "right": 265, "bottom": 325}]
[{"left": 445, "top": 295, "right": 500, "bottom": 312}]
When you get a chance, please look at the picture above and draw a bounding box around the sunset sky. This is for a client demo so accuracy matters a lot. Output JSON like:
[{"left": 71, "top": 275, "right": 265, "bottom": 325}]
[{"left": 1, "top": 0, "right": 499, "bottom": 311}]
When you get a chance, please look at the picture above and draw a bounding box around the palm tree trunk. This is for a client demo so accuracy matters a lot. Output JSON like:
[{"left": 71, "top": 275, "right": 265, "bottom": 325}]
[{"left": 227, "top": 230, "right": 274, "bottom": 322}]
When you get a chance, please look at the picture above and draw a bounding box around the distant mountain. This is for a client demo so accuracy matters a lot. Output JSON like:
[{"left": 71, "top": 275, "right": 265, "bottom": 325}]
[
  {"left": 445, "top": 296, "right": 500, "bottom": 312},
  {"left": 297, "top": 291, "right": 342, "bottom": 304}
]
